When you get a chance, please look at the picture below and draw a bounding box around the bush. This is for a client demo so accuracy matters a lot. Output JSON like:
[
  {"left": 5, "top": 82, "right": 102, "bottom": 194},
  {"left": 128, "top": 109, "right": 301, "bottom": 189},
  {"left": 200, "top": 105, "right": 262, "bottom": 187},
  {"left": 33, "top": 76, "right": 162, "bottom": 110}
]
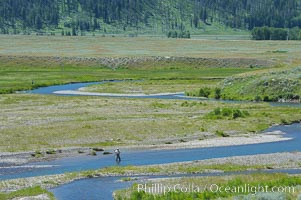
[
  {"left": 263, "top": 96, "right": 270, "bottom": 102},
  {"left": 167, "top": 30, "right": 191, "bottom": 39},
  {"left": 215, "top": 88, "right": 222, "bottom": 99},
  {"left": 221, "top": 108, "right": 233, "bottom": 117},
  {"left": 215, "top": 130, "right": 229, "bottom": 137},
  {"left": 255, "top": 96, "right": 262, "bottom": 101},
  {"left": 206, "top": 107, "right": 249, "bottom": 120},
  {"left": 46, "top": 149, "right": 56, "bottom": 154},
  {"left": 214, "top": 107, "right": 222, "bottom": 115},
  {"left": 233, "top": 109, "right": 243, "bottom": 119},
  {"left": 280, "top": 118, "right": 289, "bottom": 125},
  {"left": 199, "top": 87, "right": 211, "bottom": 98},
  {"left": 31, "top": 150, "right": 43, "bottom": 157}
]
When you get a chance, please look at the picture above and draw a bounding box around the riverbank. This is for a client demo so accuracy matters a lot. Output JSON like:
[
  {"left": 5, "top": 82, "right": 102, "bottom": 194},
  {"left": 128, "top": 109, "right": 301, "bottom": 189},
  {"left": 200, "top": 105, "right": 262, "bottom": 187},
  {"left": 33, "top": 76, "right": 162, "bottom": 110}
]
[
  {"left": 0, "top": 130, "right": 290, "bottom": 167},
  {"left": 1, "top": 151, "right": 301, "bottom": 193},
  {"left": 53, "top": 90, "right": 184, "bottom": 97},
  {"left": 134, "top": 130, "right": 290, "bottom": 150}
]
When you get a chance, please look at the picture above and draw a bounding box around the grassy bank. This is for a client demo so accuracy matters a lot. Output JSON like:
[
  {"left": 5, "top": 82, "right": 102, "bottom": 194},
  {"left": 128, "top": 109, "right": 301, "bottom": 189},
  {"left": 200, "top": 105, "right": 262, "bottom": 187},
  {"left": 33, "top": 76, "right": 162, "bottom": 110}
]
[
  {"left": 82, "top": 79, "right": 219, "bottom": 94},
  {"left": 2, "top": 152, "right": 301, "bottom": 194},
  {"left": 1, "top": 94, "right": 301, "bottom": 152},
  {"left": 0, "top": 55, "right": 259, "bottom": 94},
  {"left": 220, "top": 66, "right": 301, "bottom": 102},
  {"left": 115, "top": 173, "right": 301, "bottom": 200},
  {"left": 0, "top": 186, "right": 55, "bottom": 200}
]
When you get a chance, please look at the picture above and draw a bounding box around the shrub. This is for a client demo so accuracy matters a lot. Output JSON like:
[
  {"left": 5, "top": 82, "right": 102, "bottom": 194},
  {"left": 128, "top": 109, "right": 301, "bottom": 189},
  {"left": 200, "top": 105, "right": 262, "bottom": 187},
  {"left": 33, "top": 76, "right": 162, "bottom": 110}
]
[
  {"left": 206, "top": 107, "right": 249, "bottom": 120},
  {"left": 221, "top": 108, "right": 233, "bottom": 117},
  {"left": 199, "top": 87, "right": 211, "bottom": 98},
  {"left": 255, "top": 96, "right": 262, "bottom": 101},
  {"left": 181, "top": 101, "right": 189, "bottom": 107},
  {"left": 46, "top": 149, "right": 56, "bottom": 154},
  {"left": 200, "top": 127, "right": 206, "bottom": 132},
  {"left": 31, "top": 150, "right": 43, "bottom": 157},
  {"left": 280, "top": 118, "right": 289, "bottom": 125},
  {"left": 213, "top": 107, "right": 221, "bottom": 115},
  {"left": 215, "top": 88, "right": 222, "bottom": 99},
  {"left": 263, "top": 96, "right": 270, "bottom": 102},
  {"left": 167, "top": 30, "right": 191, "bottom": 38},
  {"left": 233, "top": 109, "right": 243, "bottom": 119},
  {"left": 215, "top": 130, "right": 230, "bottom": 137}
]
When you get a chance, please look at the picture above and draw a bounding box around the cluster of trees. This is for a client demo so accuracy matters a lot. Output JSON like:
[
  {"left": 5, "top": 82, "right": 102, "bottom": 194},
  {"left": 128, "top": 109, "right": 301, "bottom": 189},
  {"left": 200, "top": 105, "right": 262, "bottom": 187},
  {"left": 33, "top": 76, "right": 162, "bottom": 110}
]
[
  {"left": 1, "top": 0, "right": 301, "bottom": 35},
  {"left": 198, "top": 0, "right": 301, "bottom": 29},
  {"left": 186, "top": 87, "right": 221, "bottom": 99},
  {"left": 167, "top": 30, "right": 190, "bottom": 38},
  {"left": 206, "top": 107, "right": 249, "bottom": 120},
  {"left": 252, "top": 26, "right": 301, "bottom": 40},
  {"left": 0, "top": 0, "right": 59, "bottom": 31}
]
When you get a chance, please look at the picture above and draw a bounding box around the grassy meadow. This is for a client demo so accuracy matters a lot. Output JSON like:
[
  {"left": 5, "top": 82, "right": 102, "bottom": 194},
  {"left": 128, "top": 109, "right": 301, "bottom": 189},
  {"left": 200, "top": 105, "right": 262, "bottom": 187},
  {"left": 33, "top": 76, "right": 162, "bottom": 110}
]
[
  {"left": 0, "top": 57, "right": 255, "bottom": 94},
  {"left": 1, "top": 35, "right": 301, "bottom": 199},
  {"left": 1, "top": 34, "right": 300, "bottom": 94},
  {"left": 1, "top": 35, "right": 301, "bottom": 62},
  {"left": 220, "top": 66, "right": 301, "bottom": 101},
  {"left": 115, "top": 174, "right": 301, "bottom": 200},
  {"left": 0, "top": 35, "right": 301, "bottom": 152},
  {"left": 1, "top": 93, "right": 301, "bottom": 152}
]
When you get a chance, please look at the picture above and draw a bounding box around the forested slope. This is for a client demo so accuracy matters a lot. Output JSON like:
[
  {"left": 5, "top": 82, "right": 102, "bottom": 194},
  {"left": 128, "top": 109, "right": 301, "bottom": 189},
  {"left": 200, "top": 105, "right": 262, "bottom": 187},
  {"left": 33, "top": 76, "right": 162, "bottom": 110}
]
[{"left": 0, "top": 0, "right": 301, "bottom": 34}]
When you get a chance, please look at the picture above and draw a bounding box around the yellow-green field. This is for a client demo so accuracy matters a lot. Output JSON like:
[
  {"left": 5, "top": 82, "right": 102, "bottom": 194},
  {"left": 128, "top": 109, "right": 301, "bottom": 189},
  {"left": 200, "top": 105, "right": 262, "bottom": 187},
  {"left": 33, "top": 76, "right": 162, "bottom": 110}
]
[
  {"left": 1, "top": 94, "right": 301, "bottom": 152},
  {"left": 1, "top": 35, "right": 301, "bottom": 200},
  {"left": 1, "top": 36, "right": 301, "bottom": 152},
  {"left": 0, "top": 35, "right": 301, "bottom": 65}
]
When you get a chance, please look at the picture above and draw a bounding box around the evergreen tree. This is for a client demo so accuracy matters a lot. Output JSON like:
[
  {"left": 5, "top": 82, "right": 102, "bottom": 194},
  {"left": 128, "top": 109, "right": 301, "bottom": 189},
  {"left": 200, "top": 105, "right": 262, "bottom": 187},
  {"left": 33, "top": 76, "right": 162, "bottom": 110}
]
[{"left": 1, "top": 0, "right": 301, "bottom": 35}]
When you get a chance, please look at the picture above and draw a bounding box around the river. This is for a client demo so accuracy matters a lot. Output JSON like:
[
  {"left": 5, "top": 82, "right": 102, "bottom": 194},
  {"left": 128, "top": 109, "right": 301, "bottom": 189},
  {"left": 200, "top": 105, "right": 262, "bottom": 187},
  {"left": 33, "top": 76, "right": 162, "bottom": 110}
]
[{"left": 3, "top": 81, "right": 299, "bottom": 199}]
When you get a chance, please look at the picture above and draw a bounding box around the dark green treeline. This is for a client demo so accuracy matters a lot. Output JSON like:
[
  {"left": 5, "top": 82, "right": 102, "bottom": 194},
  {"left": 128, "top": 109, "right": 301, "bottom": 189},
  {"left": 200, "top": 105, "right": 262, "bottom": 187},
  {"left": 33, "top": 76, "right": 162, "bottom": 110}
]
[{"left": 1, "top": 0, "right": 301, "bottom": 34}]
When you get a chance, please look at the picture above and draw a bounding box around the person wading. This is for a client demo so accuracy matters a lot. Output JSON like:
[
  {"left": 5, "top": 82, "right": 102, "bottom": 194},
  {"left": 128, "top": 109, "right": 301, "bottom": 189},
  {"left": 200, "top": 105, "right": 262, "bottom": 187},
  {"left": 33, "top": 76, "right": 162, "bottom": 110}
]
[{"left": 114, "top": 148, "right": 121, "bottom": 163}]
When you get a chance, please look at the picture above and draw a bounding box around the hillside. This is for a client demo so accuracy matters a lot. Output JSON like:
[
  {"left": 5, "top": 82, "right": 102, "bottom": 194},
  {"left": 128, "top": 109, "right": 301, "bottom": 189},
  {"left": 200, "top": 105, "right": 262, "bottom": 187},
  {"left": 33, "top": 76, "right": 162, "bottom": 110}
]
[
  {"left": 0, "top": 0, "right": 301, "bottom": 35},
  {"left": 220, "top": 67, "right": 301, "bottom": 102}
]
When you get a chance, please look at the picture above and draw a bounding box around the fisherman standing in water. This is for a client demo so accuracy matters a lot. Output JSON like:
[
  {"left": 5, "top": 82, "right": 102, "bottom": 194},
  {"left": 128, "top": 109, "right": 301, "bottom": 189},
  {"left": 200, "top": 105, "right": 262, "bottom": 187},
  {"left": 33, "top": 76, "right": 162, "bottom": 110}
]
[{"left": 114, "top": 148, "right": 121, "bottom": 163}]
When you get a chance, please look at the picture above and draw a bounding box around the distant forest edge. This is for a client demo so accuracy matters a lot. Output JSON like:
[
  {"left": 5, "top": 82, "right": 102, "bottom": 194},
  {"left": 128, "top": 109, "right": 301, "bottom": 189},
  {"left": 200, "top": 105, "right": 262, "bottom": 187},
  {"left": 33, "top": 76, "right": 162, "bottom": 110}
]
[
  {"left": 252, "top": 27, "right": 301, "bottom": 40},
  {"left": 1, "top": 0, "right": 301, "bottom": 39}
]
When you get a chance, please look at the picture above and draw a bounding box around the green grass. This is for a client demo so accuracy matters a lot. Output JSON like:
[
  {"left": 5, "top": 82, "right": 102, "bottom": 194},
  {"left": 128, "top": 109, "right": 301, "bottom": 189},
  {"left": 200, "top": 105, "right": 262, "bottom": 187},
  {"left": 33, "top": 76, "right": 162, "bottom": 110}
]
[
  {"left": 1, "top": 155, "right": 300, "bottom": 196},
  {"left": 0, "top": 162, "right": 281, "bottom": 193},
  {"left": 1, "top": 36, "right": 301, "bottom": 152},
  {"left": 85, "top": 77, "right": 227, "bottom": 94},
  {"left": 0, "top": 186, "right": 55, "bottom": 200},
  {"left": 205, "top": 107, "right": 250, "bottom": 120},
  {"left": 220, "top": 66, "right": 301, "bottom": 101},
  {"left": 1, "top": 93, "right": 301, "bottom": 152},
  {"left": 0, "top": 55, "right": 258, "bottom": 94},
  {"left": 115, "top": 174, "right": 301, "bottom": 200},
  {"left": 1, "top": 36, "right": 301, "bottom": 63}
]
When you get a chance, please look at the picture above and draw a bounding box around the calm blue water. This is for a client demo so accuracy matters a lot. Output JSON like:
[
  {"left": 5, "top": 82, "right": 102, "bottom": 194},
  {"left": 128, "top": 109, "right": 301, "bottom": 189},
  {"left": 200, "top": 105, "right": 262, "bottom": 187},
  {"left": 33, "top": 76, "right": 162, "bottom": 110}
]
[
  {"left": 28, "top": 82, "right": 107, "bottom": 95},
  {"left": 50, "top": 169, "right": 301, "bottom": 200},
  {"left": 27, "top": 81, "right": 195, "bottom": 100},
  {"left": 50, "top": 176, "right": 134, "bottom": 200},
  {"left": 13, "top": 82, "right": 301, "bottom": 199},
  {"left": 1, "top": 124, "right": 301, "bottom": 180},
  {"left": 26, "top": 81, "right": 301, "bottom": 107}
]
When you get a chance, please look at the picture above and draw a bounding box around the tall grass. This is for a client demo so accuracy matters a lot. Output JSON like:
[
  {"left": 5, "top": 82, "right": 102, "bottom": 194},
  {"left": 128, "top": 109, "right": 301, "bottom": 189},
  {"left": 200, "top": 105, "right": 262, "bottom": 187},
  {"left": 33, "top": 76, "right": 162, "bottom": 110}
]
[{"left": 0, "top": 186, "right": 55, "bottom": 200}]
